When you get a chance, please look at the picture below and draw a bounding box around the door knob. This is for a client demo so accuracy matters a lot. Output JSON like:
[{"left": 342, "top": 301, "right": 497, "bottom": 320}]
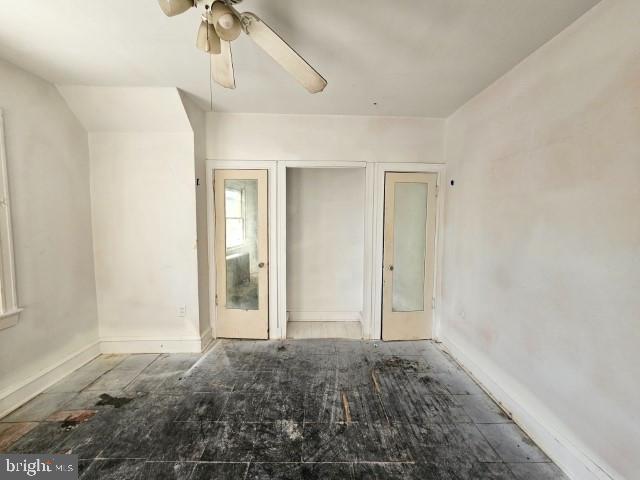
[
  {"left": 258, "top": 262, "right": 265, "bottom": 268},
  {"left": 388, "top": 265, "right": 394, "bottom": 271}
]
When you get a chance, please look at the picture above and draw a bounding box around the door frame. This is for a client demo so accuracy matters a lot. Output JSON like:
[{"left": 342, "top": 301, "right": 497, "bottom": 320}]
[
  {"left": 206, "top": 160, "right": 278, "bottom": 339},
  {"left": 207, "top": 160, "right": 445, "bottom": 341},
  {"left": 372, "top": 163, "right": 446, "bottom": 341}
]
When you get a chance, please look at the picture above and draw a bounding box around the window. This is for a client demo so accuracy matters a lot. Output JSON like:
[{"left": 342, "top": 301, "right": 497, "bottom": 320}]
[
  {"left": 0, "top": 110, "right": 21, "bottom": 330},
  {"left": 225, "top": 186, "right": 245, "bottom": 248}
]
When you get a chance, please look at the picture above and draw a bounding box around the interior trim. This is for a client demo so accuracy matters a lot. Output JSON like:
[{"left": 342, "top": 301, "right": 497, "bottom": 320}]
[
  {"left": 0, "top": 341, "right": 100, "bottom": 419},
  {"left": 441, "top": 333, "right": 616, "bottom": 480}
]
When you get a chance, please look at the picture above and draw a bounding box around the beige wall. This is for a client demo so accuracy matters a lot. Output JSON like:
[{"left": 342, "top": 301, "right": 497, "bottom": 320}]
[
  {"left": 0, "top": 60, "right": 98, "bottom": 400},
  {"left": 441, "top": 1, "right": 640, "bottom": 478}
]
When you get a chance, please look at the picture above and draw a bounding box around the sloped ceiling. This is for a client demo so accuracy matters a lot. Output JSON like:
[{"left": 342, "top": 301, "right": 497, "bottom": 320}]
[{"left": 57, "top": 87, "right": 192, "bottom": 132}]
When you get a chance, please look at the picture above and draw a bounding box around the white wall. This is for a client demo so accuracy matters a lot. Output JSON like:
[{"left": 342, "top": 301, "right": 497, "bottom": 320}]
[
  {"left": 206, "top": 112, "right": 444, "bottom": 336},
  {"left": 287, "top": 168, "right": 365, "bottom": 317},
  {"left": 59, "top": 87, "right": 204, "bottom": 353},
  {"left": 441, "top": 1, "right": 640, "bottom": 479},
  {"left": 180, "top": 93, "right": 209, "bottom": 337},
  {"left": 0, "top": 60, "right": 98, "bottom": 405},
  {"left": 206, "top": 113, "right": 444, "bottom": 163},
  {"left": 89, "top": 132, "right": 201, "bottom": 349}
]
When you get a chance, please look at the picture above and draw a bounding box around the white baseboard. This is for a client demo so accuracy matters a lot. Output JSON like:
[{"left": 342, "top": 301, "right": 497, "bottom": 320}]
[
  {"left": 0, "top": 332, "right": 213, "bottom": 419},
  {"left": 287, "top": 311, "right": 362, "bottom": 322},
  {"left": 0, "top": 341, "right": 100, "bottom": 419},
  {"left": 199, "top": 328, "right": 213, "bottom": 350},
  {"left": 441, "top": 333, "right": 617, "bottom": 480},
  {"left": 99, "top": 335, "right": 208, "bottom": 354}
]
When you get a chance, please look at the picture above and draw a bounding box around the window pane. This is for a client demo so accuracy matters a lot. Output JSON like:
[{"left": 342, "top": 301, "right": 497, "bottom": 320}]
[
  {"left": 392, "top": 182, "right": 428, "bottom": 312},
  {"left": 225, "top": 179, "right": 259, "bottom": 310},
  {"left": 226, "top": 218, "right": 244, "bottom": 248},
  {"left": 225, "top": 188, "right": 243, "bottom": 217}
]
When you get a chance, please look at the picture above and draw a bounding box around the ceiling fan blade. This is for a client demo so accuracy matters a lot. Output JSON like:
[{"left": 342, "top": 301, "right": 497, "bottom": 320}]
[
  {"left": 157, "top": 0, "right": 193, "bottom": 17},
  {"left": 196, "top": 17, "right": 221, "bottom": 54},
  {"left": 240, "top": 12, "right": 327, "bottom": 94},
  {"left": 212, "top": 40, "right": 236, "bottom": 89}
]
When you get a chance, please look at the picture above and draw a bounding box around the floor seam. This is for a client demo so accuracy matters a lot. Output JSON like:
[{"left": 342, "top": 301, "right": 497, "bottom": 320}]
[
  {"left": 78, "top": 354, "right": 131, "bottom": 393},
  {"left": 120, "top": 354, "right": 163, "bottom": 391}
]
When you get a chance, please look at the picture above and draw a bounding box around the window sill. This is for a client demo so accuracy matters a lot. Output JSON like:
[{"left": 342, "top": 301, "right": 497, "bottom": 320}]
[{"left": 0, "top": 308, "right": 22, "bottom": 331}]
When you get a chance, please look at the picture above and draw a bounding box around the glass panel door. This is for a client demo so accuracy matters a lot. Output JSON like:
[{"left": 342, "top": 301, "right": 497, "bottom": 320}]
[
  {"left": 382, "top": 172, "right": 438, "bottom": 340},
  {"left": 215, "top": 170, "right": 268, "bottom": 339},
  {"left": 224, "top": 179, "right": 259, "bottom": 310},
  {"left": 392, "top": 182, "right": 428, "bottom": 312}
]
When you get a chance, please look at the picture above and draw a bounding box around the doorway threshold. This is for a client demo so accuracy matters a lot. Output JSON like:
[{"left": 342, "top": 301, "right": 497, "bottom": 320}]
[{"left": 286, "top": 321, "right": 362, "bottom": 339}]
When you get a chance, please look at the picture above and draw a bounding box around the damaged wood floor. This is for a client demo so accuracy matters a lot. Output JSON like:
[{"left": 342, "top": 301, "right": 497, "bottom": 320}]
[{"left": 0, "top": 340, "right": 568, "bottom": 479}]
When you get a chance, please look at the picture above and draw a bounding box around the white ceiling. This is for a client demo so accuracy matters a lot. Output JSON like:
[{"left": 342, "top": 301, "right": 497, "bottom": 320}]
[{"left": 0, "top": 0, "right": 600, "bottom": 117}]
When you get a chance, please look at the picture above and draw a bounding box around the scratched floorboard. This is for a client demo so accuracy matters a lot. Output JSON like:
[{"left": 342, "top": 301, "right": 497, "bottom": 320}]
[{"left": 0, "top": 340, "right": 567, "bottom": 480}]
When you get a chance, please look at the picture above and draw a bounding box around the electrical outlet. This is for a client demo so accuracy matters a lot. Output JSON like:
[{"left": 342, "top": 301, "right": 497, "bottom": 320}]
[{"left": 177, "top": 305, "right": 186, "bottom": 317}]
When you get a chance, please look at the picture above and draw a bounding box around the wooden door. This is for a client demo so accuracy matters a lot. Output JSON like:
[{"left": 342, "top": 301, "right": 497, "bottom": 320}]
[
  {"left": 214, "top": 169, "right": 268, "bottom": 339},
  {"left": 382, "top": 172, "right": 437, "bottom": 340}
]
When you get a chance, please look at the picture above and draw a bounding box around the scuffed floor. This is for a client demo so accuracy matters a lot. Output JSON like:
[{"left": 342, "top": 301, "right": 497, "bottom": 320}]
[{"left": 0, "top": 340, "right": 568, "bottom": 479}]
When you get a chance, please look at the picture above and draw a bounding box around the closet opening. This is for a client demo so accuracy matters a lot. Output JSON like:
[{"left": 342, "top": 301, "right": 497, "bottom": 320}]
[{"left": 285, "top": 167, "right": 366, "bottom": 339}]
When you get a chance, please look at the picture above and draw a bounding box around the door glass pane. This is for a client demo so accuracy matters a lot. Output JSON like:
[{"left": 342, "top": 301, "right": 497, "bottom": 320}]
[
  {"left": 392, "top": 182, "right": 428, "bottom": 312},
  {"left": 225, "top": 179, "right": 259, "bottom": 310}
]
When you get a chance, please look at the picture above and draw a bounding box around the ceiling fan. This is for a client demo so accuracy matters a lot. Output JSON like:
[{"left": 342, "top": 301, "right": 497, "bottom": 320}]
[{"left": 157, "top": 0, "right": 327, "bottom": 93}]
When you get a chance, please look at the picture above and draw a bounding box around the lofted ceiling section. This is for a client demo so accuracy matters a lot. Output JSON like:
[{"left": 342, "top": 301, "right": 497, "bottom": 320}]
[{"left": 0, "top": 0, "right": 600, "bottom": 117}]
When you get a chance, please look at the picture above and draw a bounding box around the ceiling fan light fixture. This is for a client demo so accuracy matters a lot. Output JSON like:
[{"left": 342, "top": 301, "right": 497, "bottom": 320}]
[
  {"left": 217, "top": 13, "right": 235, "bottom": 30},
  {"left": 157, "top": 0, "right": 194, "bottom": 17},
  {"left": 210, "top": 1, "right": 242, "bottom": 41}
]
